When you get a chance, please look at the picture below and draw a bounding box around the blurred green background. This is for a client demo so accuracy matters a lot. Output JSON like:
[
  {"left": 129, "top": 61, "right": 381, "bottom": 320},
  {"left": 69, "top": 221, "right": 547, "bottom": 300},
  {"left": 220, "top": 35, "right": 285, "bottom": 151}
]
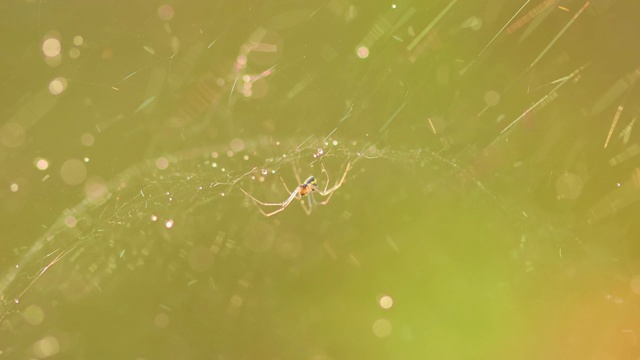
[{"left": 1, "top": 0, "right": 639, "bottom": 359}]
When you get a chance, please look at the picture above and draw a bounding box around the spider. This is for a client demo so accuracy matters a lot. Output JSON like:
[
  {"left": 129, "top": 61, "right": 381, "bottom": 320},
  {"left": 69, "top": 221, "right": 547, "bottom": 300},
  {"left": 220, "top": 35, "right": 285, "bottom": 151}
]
[{"left": 241, "top": 162, "right": 351, "bottom": 217}]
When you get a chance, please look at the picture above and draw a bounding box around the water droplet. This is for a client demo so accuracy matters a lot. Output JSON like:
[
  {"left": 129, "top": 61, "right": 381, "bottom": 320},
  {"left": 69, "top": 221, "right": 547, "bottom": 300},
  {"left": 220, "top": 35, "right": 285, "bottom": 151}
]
[{"left": 379, "top": 295, "right": 394, "bottom": 309}]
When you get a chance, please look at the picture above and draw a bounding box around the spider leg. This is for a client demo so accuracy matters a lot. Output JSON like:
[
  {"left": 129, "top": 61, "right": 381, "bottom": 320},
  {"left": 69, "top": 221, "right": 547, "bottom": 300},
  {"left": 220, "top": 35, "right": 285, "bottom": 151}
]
[
  {"left": 240, "top": 187, "right": 301, "bottom": 217},
  {"left": 257, "top": 206, "right": 289, "bottom": 217},
  {"left": 240, "top": 188, "right": 288, "bottom": 207},
  {"left": 318, "top": 193, "right": 334, "bottom": 206},
  {"left": 299, "top": 194, "right": 313, "bottom": 215},
  {"left": 279, "top": 176, "right": 293, "bottom": 194},
  {"left": 309, "top": 192, "right": 319, "bottom": 206},
  {"left": 263, "top": 189, "right": 302, "bottom": 216},
  {"left": 321, "top": 163, "right": 331, "bottom": 193},
  {"left": 317, "top": 162, "right": 351, "bottom": 198},
  {"left": 292, "top": 163, "right": 303, "bottom": 185}
]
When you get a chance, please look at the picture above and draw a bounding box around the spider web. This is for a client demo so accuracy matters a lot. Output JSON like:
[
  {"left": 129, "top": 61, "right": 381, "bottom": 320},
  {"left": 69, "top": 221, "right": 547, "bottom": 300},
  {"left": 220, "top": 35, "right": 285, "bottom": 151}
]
[
  {"left": 1, "top": 0, "right": 639, "bottom": 358},
  {"left": 0, "top": 132, "right": 485, "bottom": 317}
]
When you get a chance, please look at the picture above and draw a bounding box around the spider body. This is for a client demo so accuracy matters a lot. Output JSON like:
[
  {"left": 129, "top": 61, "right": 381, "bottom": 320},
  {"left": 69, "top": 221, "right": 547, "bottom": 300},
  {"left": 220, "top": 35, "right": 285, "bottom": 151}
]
[
  {"left": 241, "top": 162, "right": 351, "bottom": 217},
  {"left": 298, "top": 176, "right": 316, "bottom": 196}
]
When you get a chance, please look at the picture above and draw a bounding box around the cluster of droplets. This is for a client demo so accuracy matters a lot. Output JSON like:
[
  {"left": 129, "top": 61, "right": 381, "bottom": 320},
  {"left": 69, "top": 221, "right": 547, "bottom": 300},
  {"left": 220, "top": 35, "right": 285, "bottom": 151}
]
[{"left": 250, "top": 168, "right": 276, "bottom": 183}]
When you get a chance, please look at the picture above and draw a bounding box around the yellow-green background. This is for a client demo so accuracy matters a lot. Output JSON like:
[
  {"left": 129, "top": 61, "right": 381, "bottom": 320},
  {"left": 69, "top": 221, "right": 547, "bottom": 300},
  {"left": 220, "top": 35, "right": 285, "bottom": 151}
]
[{"left": 1, "top": 1, "right": 639, "bottom": 359}]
